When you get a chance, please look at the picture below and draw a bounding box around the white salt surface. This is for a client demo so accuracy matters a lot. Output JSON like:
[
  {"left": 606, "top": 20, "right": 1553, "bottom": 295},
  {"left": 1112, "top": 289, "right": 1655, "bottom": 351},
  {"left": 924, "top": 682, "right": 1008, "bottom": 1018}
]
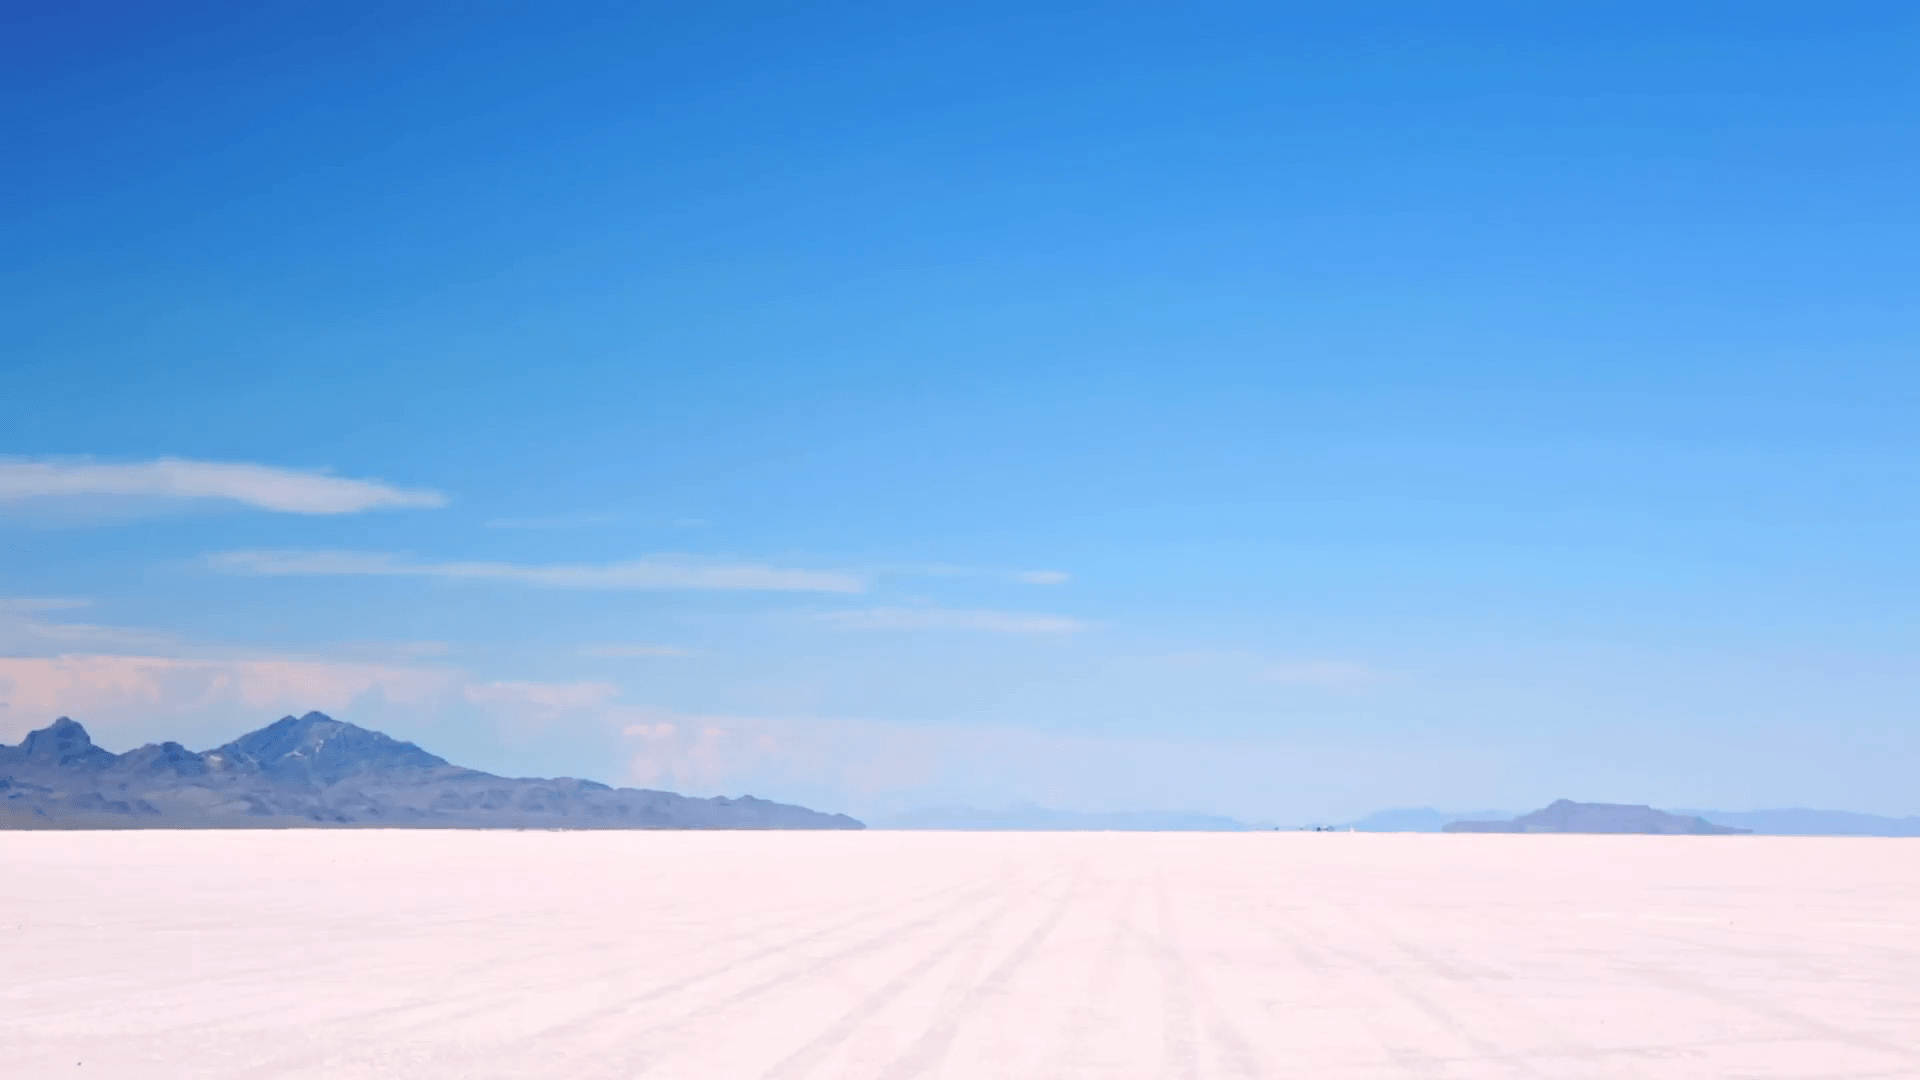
[{"left": 3, "top": 831, "right": 1916, "bottom": 1079}]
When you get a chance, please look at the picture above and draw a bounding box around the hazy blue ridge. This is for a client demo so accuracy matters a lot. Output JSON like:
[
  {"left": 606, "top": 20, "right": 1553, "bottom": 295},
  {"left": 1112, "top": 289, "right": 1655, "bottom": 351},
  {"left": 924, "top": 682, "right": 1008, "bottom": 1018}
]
[
  {"left": 871, "top": 802, "right": 1251, "bottom": 831},
  {"left": 1343, "top": 808, "right": 1516, "bottom": 832},
  {"left": 1682, "top": 808, "right": 1920, "bottom": 837}
]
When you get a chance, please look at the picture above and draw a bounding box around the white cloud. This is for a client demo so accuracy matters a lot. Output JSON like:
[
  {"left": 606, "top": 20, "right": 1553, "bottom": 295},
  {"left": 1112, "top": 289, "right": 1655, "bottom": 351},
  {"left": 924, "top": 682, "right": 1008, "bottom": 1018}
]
[
  {"left": 0, "top": 648, "right": 623, "bottom": 757},
  {"left": 1141, "top": 650, "right": 1380, "bottom": 688},
  {"left": 0, "top": 598, "right": 182, "bottom": 655},
  {"left": 600, "top": 705, "right": 1483, "bottom": 824},
  {"left": 0, "top": 458, "right": 444, "bottom": 514},
  {"left": 612, "top": 705, "right": 946, "bottom": 796},
  {"left": 581, "top": 644, "right": 696, "bottom": 658},
  {"left": 0, "top": 648, "right": 1488, "bottom": 823},
  {"left": 465, "top": 680, "right": 622, "bottom": 710},
  {"left": 1255, "top": 660, "right": 1378, "bottom": 686},
  {"left": 817, "top": 607, "right": 1089, "bottom": 634},
  {"left": 0, "top": 598, "right": 91, "bottom": 613},
  {"left": 324, "top": 641, "right": 455, "bottom": 662},
  {"left": 871, "top": 564, "right": 1072, "bottom": 585},
  {"left": 208, "top": 550, "right": 866, "bottom": 593},
  {"left": 483, "top": 513, "right": 614, "bottom": 530},
  {"left": 1, "top": 599, "right": 461, "bottom": 670},
  {"left": 0, "top": 653, "right": 463, "bottom": 746}
]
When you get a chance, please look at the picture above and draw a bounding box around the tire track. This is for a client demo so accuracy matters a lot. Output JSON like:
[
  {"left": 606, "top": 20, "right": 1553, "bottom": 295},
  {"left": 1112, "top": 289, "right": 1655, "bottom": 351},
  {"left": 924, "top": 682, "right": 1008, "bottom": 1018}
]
[
  {"left": 577, "top": 866, "right": 1072, "bottom": 1079},
  {"left": 1227, "top": 892, "right": 1447, "bottom": 1078},
  {"left": 868, "top": 864, "right": 1084, "bottom": 1080},
  {"left": 1139, "top": 875, "right": 1264, "bottom": 1080},
  {"left": 225, "top": 875, "right": 993, "bottom": 1080},
  {"left": 1035, "top": 878, "right": 1139, "bottom": 1079},
  {"left": 1286, "top": 902, "right": 1552, "bottom": 1079},
  {"left": 756, "top": 889, "right": 1025, "bottom": 1079},
  {"left": 1328, "top": 902, "right": 1587, "bottom": 1063},
  {"left": 1628, "top": 964, "right": 1919, "bottom": 1062}
]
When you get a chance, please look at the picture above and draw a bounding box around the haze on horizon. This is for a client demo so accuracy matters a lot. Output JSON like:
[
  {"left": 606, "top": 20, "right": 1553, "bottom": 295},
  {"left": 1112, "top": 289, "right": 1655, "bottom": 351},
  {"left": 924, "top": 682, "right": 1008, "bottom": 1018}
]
[{"left": 4, "top": 2, "right": 1917, "bottom": 824}]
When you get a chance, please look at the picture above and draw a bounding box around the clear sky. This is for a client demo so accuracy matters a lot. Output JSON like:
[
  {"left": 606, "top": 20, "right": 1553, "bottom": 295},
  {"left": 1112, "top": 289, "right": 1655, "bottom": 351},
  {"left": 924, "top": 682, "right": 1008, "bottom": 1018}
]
[{"left": 3, "top": 2, "right": 1917, "bottom": 822}]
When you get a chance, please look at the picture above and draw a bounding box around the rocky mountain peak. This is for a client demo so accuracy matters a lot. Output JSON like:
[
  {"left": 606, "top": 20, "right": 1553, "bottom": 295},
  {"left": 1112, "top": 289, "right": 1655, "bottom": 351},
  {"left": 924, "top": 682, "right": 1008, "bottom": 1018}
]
[
  {"left": 214, "top": 711, "right": 448, "bottom": 786},
  {"left": 115, "top": 740, "right": 208, "bottom": 776},
  {"left": 14, "top": 717, "right": 116, "bottom": 769}
]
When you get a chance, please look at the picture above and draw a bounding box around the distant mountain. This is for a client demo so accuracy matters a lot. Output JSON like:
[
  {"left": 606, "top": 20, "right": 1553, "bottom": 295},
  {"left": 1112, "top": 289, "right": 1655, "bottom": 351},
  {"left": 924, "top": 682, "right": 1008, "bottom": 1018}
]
[
  {"left": 1345, "top": 807, "right": 1514, "bottom": 832},
  {"left": 1444, "top": 799, "right": 1746, "bottom": 835},
  {"left": 0, "top": 713, "right": 862, "bottom": 830},
  {"left": 872, "top": 802, "right": 1251, "bottom": 831},
  {"left": 1682, "top": 808, "right": 1920, "bottom": 837}
]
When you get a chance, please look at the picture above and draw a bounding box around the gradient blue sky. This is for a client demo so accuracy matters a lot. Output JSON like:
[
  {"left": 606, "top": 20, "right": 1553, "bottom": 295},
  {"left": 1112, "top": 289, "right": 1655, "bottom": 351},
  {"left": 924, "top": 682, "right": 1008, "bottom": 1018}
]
[{"left": 4, "top": 2, "right": 1916, "bottom": 821}]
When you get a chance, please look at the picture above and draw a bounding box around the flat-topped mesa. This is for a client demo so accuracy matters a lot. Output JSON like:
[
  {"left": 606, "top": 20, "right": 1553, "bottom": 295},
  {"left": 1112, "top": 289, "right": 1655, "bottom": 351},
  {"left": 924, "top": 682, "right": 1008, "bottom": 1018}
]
[{"left": 1444, "top": 799, "right": 1749, "bottom": 835}]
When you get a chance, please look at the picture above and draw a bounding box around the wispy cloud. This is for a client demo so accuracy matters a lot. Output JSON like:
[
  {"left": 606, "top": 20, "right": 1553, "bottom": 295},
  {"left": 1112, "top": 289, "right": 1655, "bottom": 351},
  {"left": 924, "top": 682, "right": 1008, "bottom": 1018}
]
[
  {"left": 208, "top": 550, "right": 866, "bottom": 593},
  {"left": 817, "top": 606, "right": 1089, "bottom": 634},
  {"left": 0, "top": 597, "right": 182, "bottom": 655},
  {"left": 0, "top": 598, "right": 91, "bottom": 613},
  {"left": 483, "top": 513, "right": 708, "bottom": 531},
  {"left": 872, "top": 564, "right": 1071, "bottom": 585},
  {"left": 483, "top": 513, "right": 614, "bottom": 530},
  {"left": 323, "top": 641, "right": 455, "bottom": 662},
  {"left": 581, "top": 644, "right": 696, "bottom": 658},
  {"left": 0, "top": 639, "right": 1473, "bottom": 823},
  {"left": 0, "top": 458, "right": 443, "bottom": 514},
  {"left": 0, "top": 654, "right": 463, "bottom": 745},
  {"left": 603, "top": 705, "right": 1469, "bottom": 822},
  {"left": 1255, "top": 660, "right": 1378, "bottom": 686}
]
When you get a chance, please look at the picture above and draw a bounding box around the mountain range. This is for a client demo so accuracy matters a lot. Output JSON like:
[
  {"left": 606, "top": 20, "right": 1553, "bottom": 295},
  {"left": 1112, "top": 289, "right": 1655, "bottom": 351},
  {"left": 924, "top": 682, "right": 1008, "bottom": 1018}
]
[{"left": 0, "top": 713, "right": 862, "bottom": 830}]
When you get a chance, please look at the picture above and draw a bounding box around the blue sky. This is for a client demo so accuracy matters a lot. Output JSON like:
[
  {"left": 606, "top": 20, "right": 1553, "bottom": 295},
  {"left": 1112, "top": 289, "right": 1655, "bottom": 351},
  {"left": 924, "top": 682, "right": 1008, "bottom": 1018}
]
[{"left": 3, "top": 2, "right": 1917, "bottom": 821}]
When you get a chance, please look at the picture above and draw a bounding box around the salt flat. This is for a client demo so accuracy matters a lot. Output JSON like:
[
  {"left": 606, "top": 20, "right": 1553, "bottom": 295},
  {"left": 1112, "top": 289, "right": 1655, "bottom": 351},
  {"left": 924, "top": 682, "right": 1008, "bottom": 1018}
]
[{"left": 2, "top": 832, "right": 1916, "bottom": 1080}]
